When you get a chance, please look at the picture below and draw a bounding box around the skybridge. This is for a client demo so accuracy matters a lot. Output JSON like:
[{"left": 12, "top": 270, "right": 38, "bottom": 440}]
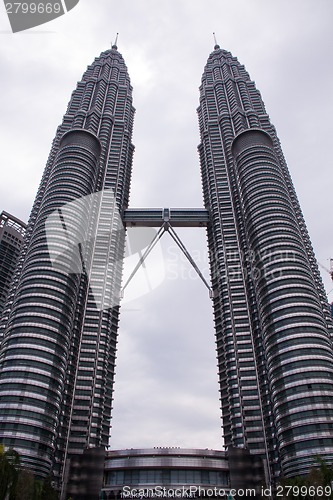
[
  {"left": 122, "top": 207, "right": 213, "bottom": 298},
  {"left": 123, "top": 208, "right": 210, "bottom": 228}
]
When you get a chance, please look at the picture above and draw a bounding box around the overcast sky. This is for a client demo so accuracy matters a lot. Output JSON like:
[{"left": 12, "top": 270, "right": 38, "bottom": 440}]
[{"left": 1, "top": 0, "right": 333, "bottom": 451}]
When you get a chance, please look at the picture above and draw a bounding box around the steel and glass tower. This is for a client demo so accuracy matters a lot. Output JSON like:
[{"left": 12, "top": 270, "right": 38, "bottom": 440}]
[
  {"left": 198, "top": 44, "right": 333, "bottom": 482},
  {"left": 0, "top": 44, "right": 135, "bottom": 487}
]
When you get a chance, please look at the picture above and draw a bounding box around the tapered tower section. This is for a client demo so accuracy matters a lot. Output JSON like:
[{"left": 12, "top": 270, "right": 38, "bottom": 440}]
[
  {"left": 0, "top": 46, "right": 135, "bottom": 483},
  {"left": 198, "top": 45, "right": 333, "bottom": 481}
]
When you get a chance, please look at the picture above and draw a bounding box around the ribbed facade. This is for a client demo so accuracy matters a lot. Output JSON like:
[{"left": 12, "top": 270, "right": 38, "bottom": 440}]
[
  {"left": 0, "top": 46, "right": 135, "bottom": 482},
  {"left": 198, "top": 45, "right": 333, "bottom": 482},
  {"left": 0, "top": 212, "right": 26, "bottom": 318}
]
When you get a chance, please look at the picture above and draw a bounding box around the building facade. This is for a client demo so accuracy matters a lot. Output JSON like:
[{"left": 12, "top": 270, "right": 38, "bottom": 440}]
[
  {"left": 0, "top": 211, "right": 26, "bottom": 318},
  {"left": 0, "top": 43, "right": 332, "bottom": 496},
  {"left": 198, "top": 44, "right": 333, "bottom": 482},
  {"left": 0, "top": 45, "right": 135, "bottom": 490},
  {"left": 102, "top": 447, "right": 264, "bottom": 500}
]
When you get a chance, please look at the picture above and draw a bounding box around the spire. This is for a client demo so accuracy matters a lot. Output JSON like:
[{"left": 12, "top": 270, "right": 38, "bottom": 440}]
[
  {"left": 213, "top": 32, "right": 220, "bottom": 50},
  {"left": 112, "top": 32, "right": 119, "bottom": 50}
]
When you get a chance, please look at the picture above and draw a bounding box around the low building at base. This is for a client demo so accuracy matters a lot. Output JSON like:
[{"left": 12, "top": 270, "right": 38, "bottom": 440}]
[{"left": 101, "top": 448, "right": 266, "bottom": 499}]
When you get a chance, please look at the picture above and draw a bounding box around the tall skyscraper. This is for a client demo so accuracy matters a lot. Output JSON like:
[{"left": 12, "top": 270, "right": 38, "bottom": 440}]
[
  {"left": 0, "top": 211, "right": 26, "bottom": 317},
  {"left": 0, "top": 42, "right": 333, "bottom": 496},
  {"left": 0, "top": 44, "right": 135, "bottom": 489},
  {"left": 198, "top": 44, "right": 333, "bottom": 482}
]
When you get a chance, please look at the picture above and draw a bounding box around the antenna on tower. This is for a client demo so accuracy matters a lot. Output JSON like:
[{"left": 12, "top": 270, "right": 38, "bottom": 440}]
[
  {"left": 112, "top": 33, "right": 119, "bottom": 50},
  {"left": 213, "top": 32, "right": 220, "bottom": 50}
]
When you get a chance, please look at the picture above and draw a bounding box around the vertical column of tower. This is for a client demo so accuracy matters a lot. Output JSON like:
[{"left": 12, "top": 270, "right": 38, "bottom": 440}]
[
  {"left": 243, "top": 65, "right": 333, "bottom": 344},
  {"left": 198, "top": 44, "right": 333, "bottom": 481},
  {"left": 198, "top": 46, "right": 274, "bottom": 480},
  {"left": 54, "top": 46, "right": 135, "bottom": 484},
  {"left": 0, "top": 47, "right": 135, "bottom": 483},
  {"left": 274, "top": 147, "right": 333, "bottom": 341},
  {"left": 231, "top": 129, "right": 333, "bottom": 477}
]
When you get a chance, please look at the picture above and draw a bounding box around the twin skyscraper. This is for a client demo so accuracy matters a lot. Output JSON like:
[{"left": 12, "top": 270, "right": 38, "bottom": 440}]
[{"left": 0, "top": 43, "right": 333, "bottom": 494}]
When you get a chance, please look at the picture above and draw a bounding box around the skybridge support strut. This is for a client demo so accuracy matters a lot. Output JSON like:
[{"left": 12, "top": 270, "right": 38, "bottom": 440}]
[
  {"left": 121, "top": 212, "right": 213, "bottom": 298},
  {"left": 165, "top": 223, "right": 212, "bottom": 295},
  {"left": 121, "top": 223, "right": 166, "bottom": 298}
]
